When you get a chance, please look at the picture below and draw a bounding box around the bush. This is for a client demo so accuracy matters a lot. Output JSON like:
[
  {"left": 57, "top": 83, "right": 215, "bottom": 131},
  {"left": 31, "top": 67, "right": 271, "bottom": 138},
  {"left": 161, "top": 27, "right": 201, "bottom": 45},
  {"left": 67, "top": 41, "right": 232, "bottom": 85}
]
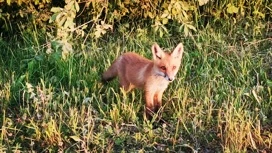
[{"left": 0, "top": 0, "right": 271, "bottom": 39}]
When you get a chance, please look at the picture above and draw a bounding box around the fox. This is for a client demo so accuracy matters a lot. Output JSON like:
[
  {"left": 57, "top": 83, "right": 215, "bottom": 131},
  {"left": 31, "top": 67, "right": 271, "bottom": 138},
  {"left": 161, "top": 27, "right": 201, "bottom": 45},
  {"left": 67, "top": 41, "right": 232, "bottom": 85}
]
[{"left": 102, "top": 43, "right": 184, "bottom": 119}]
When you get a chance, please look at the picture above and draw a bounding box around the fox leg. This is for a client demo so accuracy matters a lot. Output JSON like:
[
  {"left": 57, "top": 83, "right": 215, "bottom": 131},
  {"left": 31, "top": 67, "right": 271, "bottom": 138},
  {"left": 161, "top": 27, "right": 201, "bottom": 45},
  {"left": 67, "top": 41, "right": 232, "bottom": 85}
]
[
  {"left": 154, "top": 91, "right": 164, "bottom": 113},
  {"left": 145, "top": 90, "right": 156, "bottom": 120}
]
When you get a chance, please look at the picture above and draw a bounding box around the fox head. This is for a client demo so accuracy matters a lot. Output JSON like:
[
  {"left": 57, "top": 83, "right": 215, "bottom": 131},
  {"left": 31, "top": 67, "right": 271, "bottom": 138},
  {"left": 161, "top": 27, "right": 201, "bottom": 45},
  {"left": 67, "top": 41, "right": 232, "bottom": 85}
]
[{"left": 152, "top": 43, "right": 184, "bottom": 82}]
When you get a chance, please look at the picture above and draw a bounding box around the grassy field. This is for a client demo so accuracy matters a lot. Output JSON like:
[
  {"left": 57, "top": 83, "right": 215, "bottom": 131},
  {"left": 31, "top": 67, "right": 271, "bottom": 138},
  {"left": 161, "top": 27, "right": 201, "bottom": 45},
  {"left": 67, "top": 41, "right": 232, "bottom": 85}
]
[{"left": 0, "top": 21, "right": 272, "bottom": 152}]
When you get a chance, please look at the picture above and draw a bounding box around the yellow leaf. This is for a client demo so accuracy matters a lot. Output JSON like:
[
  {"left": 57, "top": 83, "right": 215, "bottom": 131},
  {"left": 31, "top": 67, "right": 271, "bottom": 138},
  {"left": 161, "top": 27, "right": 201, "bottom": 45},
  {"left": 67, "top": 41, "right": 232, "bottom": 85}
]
[
  {"left": 75, "top": 2, "right": 80, "bottom": 12},
  {"left": 94, "top": 30, "right": 101, "bottom": 38},
  {"left": 18, "top": 0, "right": 22, "bottom": 5},
  {"left": 180, "top": 1, "right": 190, "bottom": 11},
  {"left": 172, "top": 8, "right": 178, "bottom": 16},
  {"left": 159, "top": 29, "right": 163, "bottom": 37},
  {"left": 81, "top": 30, "right": 85, "bottom": 37},
  {"left": 101, "top": 29, "right": 107, "bottom": 34},
  {"left": 253, "top": 11, "right": 265, "bottom": 19},
  {"left": 70, "top": 136, "right": 82, "bottom": 142},
  {"left": 7, "top": 0, "right": 11, "bottom": 5},
  {"left": 51, "top": 7, "right": 62, "bottom": 13},
  {"left": 58, "top": 16, "right": 66, "bottom": 27},
  {"left": 124, "top": 0, "right": 130, "bottom": 5},
  {"left": 64, "top": 18, "right": 74, "bottom": 29},
  {"left": 162, "top": 18, "right": 168, "bottom": 25},
  {"left": 252, "top": 90, "right": 260, "bottom": 104},
  {"left": 153, "top": 25, "right": 159, "bottom": 32},
  {"left": 56, "top": 13, "right": 64, "bottom": 22},
  {"left": 148, "top": 12, "right": 154, "bottom": 19},
  {"left": 161, "top": 11, "right": 169, "bottom": 18},
  {"left": 227, "top": 4, "right": 238, "bottom": 14},
  {"left": 81, "top": 24, "right": 87, "bottom": 30},
  {"left": 198, "top": 0, "right": 209, "bottom": 6},
  {"left": 103, "top": 24, "right": 112, "bottom": 30},
  {"left": 187, "top": 24, "right": 197, "bottom": 31},
  {"left": 184, "top": 26, "right": 189, "bottom": 37}
]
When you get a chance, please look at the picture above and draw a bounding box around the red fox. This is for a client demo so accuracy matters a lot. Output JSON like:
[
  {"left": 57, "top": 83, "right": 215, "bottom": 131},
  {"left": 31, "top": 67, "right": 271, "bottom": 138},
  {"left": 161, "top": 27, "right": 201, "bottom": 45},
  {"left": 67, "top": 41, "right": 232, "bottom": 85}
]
[{"left": 102, "top": 43, "right": 184, "bottom": 119}]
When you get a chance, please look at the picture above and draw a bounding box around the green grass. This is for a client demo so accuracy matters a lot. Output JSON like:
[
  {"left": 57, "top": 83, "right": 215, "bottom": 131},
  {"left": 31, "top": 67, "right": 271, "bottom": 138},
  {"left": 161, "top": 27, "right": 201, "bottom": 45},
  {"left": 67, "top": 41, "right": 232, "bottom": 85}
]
[{"left": 0, "top": 22, "right": 272, "bottom": 152}]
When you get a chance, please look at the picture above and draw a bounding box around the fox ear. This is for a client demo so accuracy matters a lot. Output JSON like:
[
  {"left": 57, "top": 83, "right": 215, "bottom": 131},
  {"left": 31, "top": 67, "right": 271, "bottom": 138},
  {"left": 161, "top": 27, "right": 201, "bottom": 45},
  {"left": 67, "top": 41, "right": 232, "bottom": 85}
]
[
  {"left": 152, "top": 43, "right": 164, "bottom": 60},
  {"left": 171, "top": 43, "right": 184, "bottom": 59}
]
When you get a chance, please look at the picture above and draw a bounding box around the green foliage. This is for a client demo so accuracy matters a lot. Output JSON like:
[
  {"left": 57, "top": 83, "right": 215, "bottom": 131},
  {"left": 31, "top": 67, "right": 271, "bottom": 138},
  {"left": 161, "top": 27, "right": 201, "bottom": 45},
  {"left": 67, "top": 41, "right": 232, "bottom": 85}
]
[
  {"left": 0, "top": 0, "right": 271, "bottom": 39},
  {"left": 0, "top": 0, "right": 52, "bottom": 33}
]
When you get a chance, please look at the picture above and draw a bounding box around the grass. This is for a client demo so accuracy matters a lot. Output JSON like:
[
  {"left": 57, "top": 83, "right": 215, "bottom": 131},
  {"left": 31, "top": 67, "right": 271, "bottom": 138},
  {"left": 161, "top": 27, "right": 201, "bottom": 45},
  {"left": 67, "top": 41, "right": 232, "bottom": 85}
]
[{"left": 0, "top": 21, "right": 272, "bottom": 152}]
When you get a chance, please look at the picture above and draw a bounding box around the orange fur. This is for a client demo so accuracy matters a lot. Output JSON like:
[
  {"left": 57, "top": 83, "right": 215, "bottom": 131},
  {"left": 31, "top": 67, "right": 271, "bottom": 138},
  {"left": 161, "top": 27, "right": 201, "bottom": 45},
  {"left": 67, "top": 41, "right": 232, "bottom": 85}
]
[{"left": 102, "top": 43, "right": 184, "bottom": 119}]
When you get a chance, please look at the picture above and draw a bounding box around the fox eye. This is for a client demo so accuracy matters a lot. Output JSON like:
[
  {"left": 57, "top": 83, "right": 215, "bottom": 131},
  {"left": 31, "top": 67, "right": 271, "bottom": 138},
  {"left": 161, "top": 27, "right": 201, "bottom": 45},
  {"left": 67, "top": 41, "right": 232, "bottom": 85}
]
[
  {"left": 160, "top": 66, "right": 166, "bottom": 71},
  {"left": 173, "top": 66, "right": 176, "bottom": 70}
]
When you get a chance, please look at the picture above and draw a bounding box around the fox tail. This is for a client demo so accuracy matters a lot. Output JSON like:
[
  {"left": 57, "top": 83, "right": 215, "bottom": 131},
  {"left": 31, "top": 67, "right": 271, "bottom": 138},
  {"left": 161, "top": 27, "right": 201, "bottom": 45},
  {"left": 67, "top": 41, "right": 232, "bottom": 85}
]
[{"left": 102, "top": 60, "right": 118, "bottom": 83}]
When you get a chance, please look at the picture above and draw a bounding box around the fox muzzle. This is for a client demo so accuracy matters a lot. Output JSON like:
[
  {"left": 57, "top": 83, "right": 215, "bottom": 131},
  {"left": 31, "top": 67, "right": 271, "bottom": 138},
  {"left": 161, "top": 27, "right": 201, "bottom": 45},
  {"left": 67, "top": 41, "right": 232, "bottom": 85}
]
[{"left": 164, "top": 74, "right": 174, "bottom": 82}]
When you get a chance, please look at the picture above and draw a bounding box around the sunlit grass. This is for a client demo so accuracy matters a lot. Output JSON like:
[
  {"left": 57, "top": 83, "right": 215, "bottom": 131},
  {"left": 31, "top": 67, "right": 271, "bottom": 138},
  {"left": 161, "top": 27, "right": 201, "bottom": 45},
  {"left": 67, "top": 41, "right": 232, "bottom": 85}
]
[{"left": 0, "top": 22, "right": 271, "bottom": 152}]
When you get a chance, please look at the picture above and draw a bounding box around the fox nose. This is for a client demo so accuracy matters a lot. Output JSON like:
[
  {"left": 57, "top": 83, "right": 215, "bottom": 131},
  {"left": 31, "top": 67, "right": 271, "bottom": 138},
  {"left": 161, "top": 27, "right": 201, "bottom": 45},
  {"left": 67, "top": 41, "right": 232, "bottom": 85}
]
[
  {"left": 168, "top": 77, "right": 174, "bottom": 82},
  {"left": 164, "top": 73, "right": 174, "bottom": 82}
]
